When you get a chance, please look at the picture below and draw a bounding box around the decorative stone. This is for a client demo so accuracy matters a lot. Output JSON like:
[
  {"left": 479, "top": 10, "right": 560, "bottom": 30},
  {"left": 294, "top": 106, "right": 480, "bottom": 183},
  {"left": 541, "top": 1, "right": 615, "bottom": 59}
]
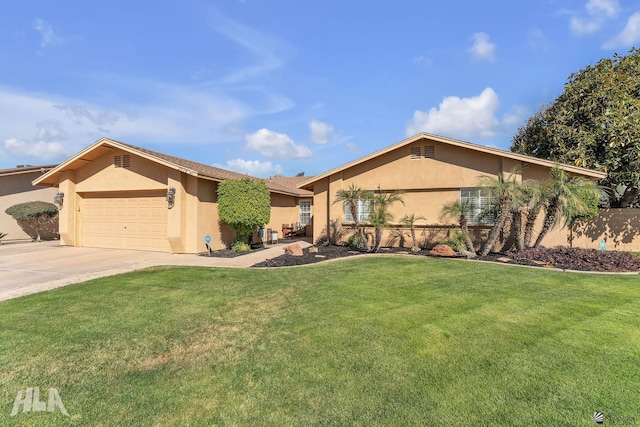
[
  {"left": 497, "top": 257, "right": 511, "bottom": 263},
  {"left": 283, "top": 243, "right": 303, "bottom": 256},
  {"left": 309, "top": 246, "right": 319, "bottom": 253},
  {"left": 429, "top": 244, "right": 457, "bottom": 257}
]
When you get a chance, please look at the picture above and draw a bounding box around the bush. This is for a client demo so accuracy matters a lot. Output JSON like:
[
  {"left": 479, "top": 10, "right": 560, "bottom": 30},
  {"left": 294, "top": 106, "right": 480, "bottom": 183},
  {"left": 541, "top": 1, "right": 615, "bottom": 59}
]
[
  {"left": 231, "top": 241, "right": 252, "bottom": 252},
  {"left": 218, "top": 178, "right": 271, "bottom": 244},
  {"left": 5, "top": 201, "right": 59, "bottom": 242},
  {"left": 442, "top": 231, "right": 467, "bottom": 252}
]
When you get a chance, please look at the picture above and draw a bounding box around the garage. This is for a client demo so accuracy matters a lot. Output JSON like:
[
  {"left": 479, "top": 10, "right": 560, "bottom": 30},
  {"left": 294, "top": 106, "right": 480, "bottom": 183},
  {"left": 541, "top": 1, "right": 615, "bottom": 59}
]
[{"left": 81, "top": 192, "right": 170, "bottom": 252}]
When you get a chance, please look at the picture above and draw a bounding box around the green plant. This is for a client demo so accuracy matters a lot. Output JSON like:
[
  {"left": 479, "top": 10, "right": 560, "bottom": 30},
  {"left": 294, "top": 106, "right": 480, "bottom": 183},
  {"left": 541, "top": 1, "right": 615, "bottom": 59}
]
[
  {"left": 217, "top": 177, "right": 271, "bottom": 245},
  {"left": 400, "top": 213, "right": 425, "bottom": 252},
  {"left": 442, "top": 230, "right": 466, "bottom": 252},
  {"left": 231, "top": 241, "right": 252, "bottom": 252},
  {"left": 332, "top": 184, "right": 373, "bottom": 251},
  {"left": 5, "top": 201, "right": 58, "bottom": 242},
  {"left": 347, "top": 232, "right": 367, "bottom": 250},
  {"left": 440, "top": 201, "right": 476, "bottom": 255},
  {"left": 370, "top": 191, "right": 404, "bottom": 252},
  {"left": 0, "top": 232, "right": 6, "bottom": 240}
]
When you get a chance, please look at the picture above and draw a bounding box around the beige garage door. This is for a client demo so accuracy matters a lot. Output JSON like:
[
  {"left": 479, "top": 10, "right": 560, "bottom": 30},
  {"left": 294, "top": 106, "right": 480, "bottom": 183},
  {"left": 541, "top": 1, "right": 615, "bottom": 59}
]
[{"left": 82, "top": 193, "right": 170, "bottom": 252}]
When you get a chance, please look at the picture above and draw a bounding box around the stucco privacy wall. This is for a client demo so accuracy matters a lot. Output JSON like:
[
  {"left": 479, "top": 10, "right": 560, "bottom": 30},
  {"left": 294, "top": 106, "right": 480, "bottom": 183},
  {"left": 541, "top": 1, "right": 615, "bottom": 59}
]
[
  {"left": 541, "top": 209, "right": 640, "bottom": 252},
  {"left": 0, "top": 167, "right": 59, "bottom": 243}
]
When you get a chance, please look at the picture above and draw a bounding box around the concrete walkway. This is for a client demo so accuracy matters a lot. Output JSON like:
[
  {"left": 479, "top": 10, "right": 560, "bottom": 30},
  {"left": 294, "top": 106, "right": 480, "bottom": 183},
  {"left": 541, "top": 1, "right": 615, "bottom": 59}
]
[{"left": 0, "top": 239, "right": 312, "bottom": 302}]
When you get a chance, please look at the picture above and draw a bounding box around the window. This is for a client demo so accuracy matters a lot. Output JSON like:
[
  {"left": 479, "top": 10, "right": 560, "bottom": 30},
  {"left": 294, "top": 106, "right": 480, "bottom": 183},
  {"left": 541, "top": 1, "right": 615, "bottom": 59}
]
[
  {"left": 344, "top": 198, "right": 372, "bottom": 223},
  {"left": 299, "top": 200, "right": 312, "bottom": 225},
  {"left": 460, "top": 188, "right": 494, "bottom": 224}
]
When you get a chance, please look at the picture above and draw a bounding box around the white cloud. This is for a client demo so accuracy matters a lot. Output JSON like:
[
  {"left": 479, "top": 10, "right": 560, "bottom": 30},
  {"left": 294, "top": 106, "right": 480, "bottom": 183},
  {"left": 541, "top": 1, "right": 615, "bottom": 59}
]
[
  {"left": 603, "top": 12, "right": 640, "bottom": 48},
  {"left": 406, "top": 88, "right": 501, "bottom": 139},
  {"left": 4, "top": 138, "right": 68, "bottom": 161},
  {"left": 34, "top": 18, "right": 63, "bottom": 48},
  {"left": 587, "top": 0, "right": 620, "bottom": 18},
  {"left": 218, "top": 159, "right": 283, "bottom": 177},
  {"left": 309, "top": 120, "right": 335, "bottom": 144},
  {"left": 469, "top": 32, "right": 496, "bottom": 62},
  {"left": 245, "top": 128, "right": 312, "bottom": 159},
  {"left": 528, "top": 27, "right": 551, "bottom": 51},
  {"left": 570, "top": 0, "right": 620, "bottom": 35},
  {"left": 207, "top": 9, "right": 294, "bottom": 84}
]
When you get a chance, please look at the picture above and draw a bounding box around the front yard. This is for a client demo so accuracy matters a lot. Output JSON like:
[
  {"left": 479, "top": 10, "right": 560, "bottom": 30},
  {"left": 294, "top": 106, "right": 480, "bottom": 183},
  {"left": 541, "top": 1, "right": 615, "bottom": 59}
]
[{"left": 1, "top": 257, "right": 639, "bottom": 426}]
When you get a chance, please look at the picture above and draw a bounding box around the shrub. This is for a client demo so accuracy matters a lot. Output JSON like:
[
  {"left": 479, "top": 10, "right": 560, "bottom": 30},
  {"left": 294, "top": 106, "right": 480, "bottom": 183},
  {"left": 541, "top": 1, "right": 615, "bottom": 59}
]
[
  {"left": 218, "top": 178, "right": 271, "bottom": 245},
  {"left": 231, "top": 241, "right": 252, "bottom": 252},
  {"left": 5, "top": 201, "right": 58, "bottom": 242}
]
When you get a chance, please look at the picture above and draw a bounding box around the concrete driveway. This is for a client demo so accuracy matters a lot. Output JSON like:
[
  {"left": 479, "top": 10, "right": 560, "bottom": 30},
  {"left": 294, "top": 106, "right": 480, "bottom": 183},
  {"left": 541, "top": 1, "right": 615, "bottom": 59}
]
[{"left": 0, "top": 240, "right": 310, "bottom": 302}]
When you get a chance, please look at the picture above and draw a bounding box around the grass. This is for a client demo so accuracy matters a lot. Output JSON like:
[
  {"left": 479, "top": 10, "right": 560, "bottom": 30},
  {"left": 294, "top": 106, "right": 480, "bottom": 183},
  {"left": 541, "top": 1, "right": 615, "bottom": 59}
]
[{"left": 1, "top": 257, "right": 639, "bottom": 426}]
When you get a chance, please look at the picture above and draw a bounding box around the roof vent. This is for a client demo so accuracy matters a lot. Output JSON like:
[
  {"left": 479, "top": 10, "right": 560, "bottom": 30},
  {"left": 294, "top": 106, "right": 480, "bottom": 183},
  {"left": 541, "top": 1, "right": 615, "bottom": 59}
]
[
  {"left": 410, "top": 147, "right": 421, "bottom": 160},
  {"left": 423, "top": 146, "right": 435, "bottom": 159}
]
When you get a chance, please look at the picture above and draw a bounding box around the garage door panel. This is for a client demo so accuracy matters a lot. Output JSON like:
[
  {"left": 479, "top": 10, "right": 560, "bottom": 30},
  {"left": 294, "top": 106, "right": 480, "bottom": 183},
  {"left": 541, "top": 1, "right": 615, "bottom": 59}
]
[{"left": 82, "top": 193, "right": 170, "bottom": 252}]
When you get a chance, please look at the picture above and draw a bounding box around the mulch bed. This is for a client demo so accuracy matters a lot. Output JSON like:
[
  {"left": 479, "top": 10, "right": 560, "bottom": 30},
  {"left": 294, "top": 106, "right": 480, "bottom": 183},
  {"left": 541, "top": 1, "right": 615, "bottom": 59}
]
[{"left": 250, "top": 244, "right": 640, "bottom": 272}]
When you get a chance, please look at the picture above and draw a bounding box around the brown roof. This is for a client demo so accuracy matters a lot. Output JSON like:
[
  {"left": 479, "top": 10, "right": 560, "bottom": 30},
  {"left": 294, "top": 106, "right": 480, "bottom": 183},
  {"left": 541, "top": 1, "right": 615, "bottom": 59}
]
[
  {"left": 33, "top": 138, "right": 312, "bottom": 197},
  {"left": 298, "top": 132, "right": 607, "bottom": 189},
  {"left": 0, "top": 164, "right": 57, "bottom": 177}
]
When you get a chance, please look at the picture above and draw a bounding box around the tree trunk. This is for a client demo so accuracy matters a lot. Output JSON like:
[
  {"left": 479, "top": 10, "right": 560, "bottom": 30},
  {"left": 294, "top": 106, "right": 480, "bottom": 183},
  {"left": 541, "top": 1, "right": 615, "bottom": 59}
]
[
  {"left": 374, "top": 227, "right": 383, "bottom": 252},
  {"left": 410, "top": 227, "right": 418, "bottom": 251},
  {"left": 459, "top": 216, "right": 476, "bottom": 255},
  {"left": 480, "top": 197, "right": 513, "bottom": 256},
  {"left": 524, "top": 204, "right": 542, "bottom": 248},
  {"left": 513, "top": 209, "right": 525, "bottom": 251},
  {"left": 533, "top": 202, "right": 560, "bottom": 248},
  {"left": 619, "top": 186, "right": 639, "bottom": 208}
]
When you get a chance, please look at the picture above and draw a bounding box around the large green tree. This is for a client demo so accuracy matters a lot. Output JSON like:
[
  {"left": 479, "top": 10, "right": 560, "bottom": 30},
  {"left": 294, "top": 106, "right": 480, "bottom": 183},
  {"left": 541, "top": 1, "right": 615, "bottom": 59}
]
[
  {"left": 511, "top": 48, "right": 640, "bottom": 207},
  {"left": 217, "top": 177, "right": 271, "bottom": 245}
]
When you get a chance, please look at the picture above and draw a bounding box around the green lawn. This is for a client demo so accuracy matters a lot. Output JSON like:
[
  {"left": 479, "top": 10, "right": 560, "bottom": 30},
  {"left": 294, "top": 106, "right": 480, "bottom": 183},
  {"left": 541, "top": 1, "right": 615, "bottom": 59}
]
[{"left": 1, "top": 257, "right": 639, "bottom": 426}]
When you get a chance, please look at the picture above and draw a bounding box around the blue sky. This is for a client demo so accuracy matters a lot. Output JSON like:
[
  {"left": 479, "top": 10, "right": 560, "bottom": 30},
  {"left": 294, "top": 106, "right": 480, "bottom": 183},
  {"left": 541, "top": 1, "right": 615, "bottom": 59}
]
[{"left": 1, "top": 0, "right": 639, "bottom": 177}]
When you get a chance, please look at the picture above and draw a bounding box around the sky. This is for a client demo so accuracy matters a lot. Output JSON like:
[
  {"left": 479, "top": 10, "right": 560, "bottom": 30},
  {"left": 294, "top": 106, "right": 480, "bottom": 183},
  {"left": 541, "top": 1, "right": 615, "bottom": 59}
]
[{"left": 1, "top": 0, "right": 640, "bottom": 177}]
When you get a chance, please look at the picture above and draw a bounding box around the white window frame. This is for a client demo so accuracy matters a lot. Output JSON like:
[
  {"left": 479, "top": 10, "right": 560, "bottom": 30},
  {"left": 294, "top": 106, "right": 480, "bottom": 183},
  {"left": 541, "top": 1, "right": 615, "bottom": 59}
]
[
  {"left": 299, "top": 199, "right": 312, "bottom": 225},
  {"left": 460, "top": 188, "right": 494, "bottom": 224},
  {"left": 344, "top": 198, "right": 372, "bottom": 223}
]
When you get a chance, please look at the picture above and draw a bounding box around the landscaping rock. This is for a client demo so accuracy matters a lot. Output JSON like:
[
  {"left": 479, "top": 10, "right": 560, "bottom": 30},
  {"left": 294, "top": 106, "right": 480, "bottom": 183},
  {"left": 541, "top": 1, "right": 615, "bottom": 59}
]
[
  {"left": 309, "top": 246, "right": 319, "bottom": 253},
  {"left": 430, "top": 244, "right": 457, "bottom": 257},
  {"left": 283, "top": 243, "right": 304, "bottom": 256}
]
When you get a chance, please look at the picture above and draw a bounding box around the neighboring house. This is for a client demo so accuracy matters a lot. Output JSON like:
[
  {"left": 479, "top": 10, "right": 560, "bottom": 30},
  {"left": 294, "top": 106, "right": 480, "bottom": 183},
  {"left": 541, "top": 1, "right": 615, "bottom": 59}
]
[
  {"left": 0, "top": 165, "right": 59, "bottom": 243},
  {"left": 33, "top": 138, "right": 312, "bottom": 253},
  {"left": 298, "top": 133, "right": 607, "bottom": 250}
]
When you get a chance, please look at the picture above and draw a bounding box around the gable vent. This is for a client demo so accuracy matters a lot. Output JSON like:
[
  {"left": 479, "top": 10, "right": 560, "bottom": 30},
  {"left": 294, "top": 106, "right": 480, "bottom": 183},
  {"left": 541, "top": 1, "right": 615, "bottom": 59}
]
[
  {"left": 114, "top": 155, "right": 131, "bottom": 168},
  {"left": 423, "top": 146, "right": 435, "bottom": 159},
  {"left": 410, "top": 146, "right": 421, "bottom": 160}
]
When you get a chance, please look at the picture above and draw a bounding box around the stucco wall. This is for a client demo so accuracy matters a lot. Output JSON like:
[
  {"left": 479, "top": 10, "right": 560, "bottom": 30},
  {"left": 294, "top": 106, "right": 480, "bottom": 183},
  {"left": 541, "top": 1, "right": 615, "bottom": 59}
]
[
  {"left": 542, "top": 209, "right": 640, "bottom": 252},
  {"left": 0, "top": 171, "right": 59, "bottom": 243}
]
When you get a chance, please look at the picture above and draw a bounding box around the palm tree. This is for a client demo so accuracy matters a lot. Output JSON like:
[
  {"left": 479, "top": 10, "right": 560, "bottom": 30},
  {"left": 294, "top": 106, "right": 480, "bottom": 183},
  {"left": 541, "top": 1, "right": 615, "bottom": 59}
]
[
  {"left": 370, "top": 191, "right": 405, "bottom": 252},
  {"left": 479, "top": 172, "right": 519, "bottom": 256},
  {"left": 533, "top": 166, "right": 601, "bottom": 248},
  {"left": 400, "top": 213, "right": 426, "bottom": 252},
  {"left": 510, "top": 180, "right": 543, "bottom": 250},
  {"left": 332, "top": 184, "right": 373, "bottom": 250},
  {"left": 440, "top": 200, "right": 476, "bottom": 255}
]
